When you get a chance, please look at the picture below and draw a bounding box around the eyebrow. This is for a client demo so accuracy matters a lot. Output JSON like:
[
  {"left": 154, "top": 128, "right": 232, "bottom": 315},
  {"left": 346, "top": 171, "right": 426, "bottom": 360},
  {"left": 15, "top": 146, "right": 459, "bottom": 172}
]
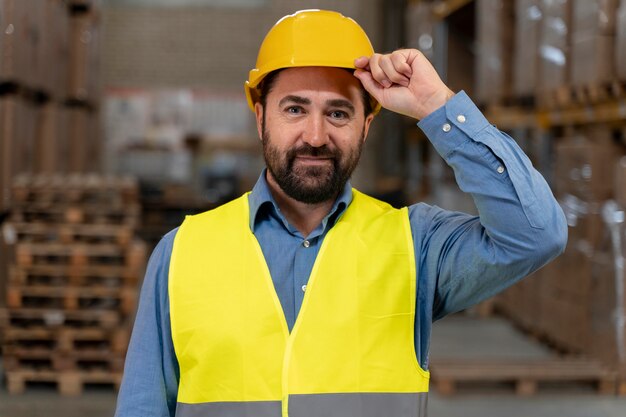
[
  {"left": 278, "top": 95, "right": 311, "bottom": 107},
  {"left": 326, "top": 99, "right": 355, "bottom": 115}
]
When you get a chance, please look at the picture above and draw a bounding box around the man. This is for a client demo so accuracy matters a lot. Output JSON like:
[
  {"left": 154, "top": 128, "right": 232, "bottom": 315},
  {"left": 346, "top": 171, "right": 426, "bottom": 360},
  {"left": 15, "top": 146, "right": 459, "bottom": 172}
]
[{"left": 115, "top": 10, "right": 567, "bottom": 417}]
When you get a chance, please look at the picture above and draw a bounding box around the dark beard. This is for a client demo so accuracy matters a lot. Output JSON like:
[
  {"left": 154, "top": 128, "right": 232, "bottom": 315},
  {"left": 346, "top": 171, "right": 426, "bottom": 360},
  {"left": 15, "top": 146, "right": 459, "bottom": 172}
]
[{"left": 262, "top": 125, "right": 364, "bottom": 204}]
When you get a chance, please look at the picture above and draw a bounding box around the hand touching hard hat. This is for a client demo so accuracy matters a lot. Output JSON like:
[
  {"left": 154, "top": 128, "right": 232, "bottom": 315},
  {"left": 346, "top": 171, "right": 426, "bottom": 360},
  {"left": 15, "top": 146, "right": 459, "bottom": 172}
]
[
  {"left": 246, "top": 10, "right": 454, "bottom": 121},
  {"left": 354, "top": 50, "right": 454, "bottom": 121}
]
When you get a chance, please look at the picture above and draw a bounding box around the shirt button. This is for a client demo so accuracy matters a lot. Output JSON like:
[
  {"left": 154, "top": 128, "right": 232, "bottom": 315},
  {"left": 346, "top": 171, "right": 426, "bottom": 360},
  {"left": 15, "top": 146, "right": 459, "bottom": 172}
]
[
  {"left": 442, "top": 123, "right": 451, "bottom": 132},
  {"left": 301, "top": 285, "right": 307, "bottom": 292},
  {"left": 302, "top": 240, "right": 310, "bottom": 248},
  {"left": 457, "top": 114, "right": 466, "bottom": 123},
  {"left": 497, "top": 166, "right": 505, "bottom": 174}
]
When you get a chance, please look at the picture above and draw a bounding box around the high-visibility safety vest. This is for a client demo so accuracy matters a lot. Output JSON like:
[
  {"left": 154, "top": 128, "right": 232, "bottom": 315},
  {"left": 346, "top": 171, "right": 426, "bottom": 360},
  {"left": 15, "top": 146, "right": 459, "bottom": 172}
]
[{"left": 169, "top": 190, "right": 430, "bottom": 417}]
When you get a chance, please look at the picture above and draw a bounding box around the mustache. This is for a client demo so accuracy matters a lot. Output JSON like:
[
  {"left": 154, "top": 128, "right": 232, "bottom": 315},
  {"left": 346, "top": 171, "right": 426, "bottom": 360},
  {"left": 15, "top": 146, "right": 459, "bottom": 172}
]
[{"left": 287, "top": 144, "right": 340, "bottom": 160}]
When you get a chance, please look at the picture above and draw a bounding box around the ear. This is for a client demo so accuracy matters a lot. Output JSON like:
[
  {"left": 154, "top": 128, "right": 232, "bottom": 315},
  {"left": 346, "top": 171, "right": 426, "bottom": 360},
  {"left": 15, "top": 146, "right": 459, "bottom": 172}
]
[
  {"left": 254, "top": 102, "right": 264, "bottom": 141},
  {"left": 361, "top": 113, "right": 375, "bottom": 143}
]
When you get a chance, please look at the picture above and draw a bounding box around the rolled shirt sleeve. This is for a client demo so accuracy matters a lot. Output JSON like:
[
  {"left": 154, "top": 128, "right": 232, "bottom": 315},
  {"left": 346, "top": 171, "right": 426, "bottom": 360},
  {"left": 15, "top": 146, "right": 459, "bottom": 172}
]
[{"left": 412, "top": 91, "right": 567, "bottom": 320}]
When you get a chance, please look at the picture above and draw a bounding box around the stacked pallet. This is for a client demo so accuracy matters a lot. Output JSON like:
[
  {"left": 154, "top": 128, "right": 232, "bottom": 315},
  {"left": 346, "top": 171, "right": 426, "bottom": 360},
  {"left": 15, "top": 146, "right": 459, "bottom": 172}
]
[{"left": 0, "top": 173, "right": 146, "bottom": 395}]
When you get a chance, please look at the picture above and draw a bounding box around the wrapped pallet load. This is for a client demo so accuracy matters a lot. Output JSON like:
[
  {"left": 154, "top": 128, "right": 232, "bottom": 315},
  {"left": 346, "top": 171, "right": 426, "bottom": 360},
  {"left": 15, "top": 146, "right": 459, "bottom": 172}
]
[
  {"left": 475, "top": 0, "right": 515, "bottom": 104},
  {"left": 570, "top": 0, "right": 618, "bottom": 87}
]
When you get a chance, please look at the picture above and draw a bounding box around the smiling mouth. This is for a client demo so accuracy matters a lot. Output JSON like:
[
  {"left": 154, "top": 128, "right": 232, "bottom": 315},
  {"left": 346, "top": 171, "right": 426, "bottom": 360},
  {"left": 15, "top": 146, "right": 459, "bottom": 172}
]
[{"left": 294, "top": 156, "right": 333, "bottom": 164}]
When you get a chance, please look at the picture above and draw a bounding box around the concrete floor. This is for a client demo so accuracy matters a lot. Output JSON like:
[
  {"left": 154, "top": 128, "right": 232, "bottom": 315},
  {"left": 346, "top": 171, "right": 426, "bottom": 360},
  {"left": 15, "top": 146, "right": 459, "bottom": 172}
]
[{"left": 2, "top": 315, "right": 626, "bottom": 417}]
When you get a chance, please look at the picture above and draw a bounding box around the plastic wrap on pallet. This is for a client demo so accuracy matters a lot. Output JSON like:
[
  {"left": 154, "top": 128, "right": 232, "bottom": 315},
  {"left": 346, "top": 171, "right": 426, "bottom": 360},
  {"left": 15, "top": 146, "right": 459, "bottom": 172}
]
[
  {"left": 539, "top": 0, "right": 571, "bottom": 91},
  {"left": 616, "top": 155, "right": 626, "bottom": 209},
  {"left": 555, "top": 126, "right": 622, "bottom": 199},
  {"left": 406, "top": 2, "right": 435, "bottom": 60},
  {"left": 570, "top": 0, "right": 618, "bottom": 86},
  {"left": 514, "top": 0, "right": 543, "bottom": 97},
  {"left": 572, "top": 0, "right": 618, "bottom": 36},
  {"left": 68, "top": 9, "right": 101, "bottom": 102},
  {"left": 617, "top": 0, "right": 626, "bottom": 79},
  {"left": 475, "top": 0, "right": 515, "bottom": 104},
  {"left": 0, "top": 0, "right": 26, "bottom": 84}
]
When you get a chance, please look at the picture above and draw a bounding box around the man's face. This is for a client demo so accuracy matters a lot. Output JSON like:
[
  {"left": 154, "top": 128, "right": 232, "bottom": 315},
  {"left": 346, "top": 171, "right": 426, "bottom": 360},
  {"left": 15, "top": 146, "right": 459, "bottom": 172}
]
[{"left": 255, "top": 67, "right": 374, "bottom": 204}]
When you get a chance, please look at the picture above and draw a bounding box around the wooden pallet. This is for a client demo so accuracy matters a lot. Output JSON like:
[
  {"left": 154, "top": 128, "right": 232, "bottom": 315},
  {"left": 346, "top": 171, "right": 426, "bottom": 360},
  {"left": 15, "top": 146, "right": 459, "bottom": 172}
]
[
  {"left": 3, "top": 222, "right": 134, "bottom": 246},
  {"left": 4, "top": 369, "right": 122, "bottom": 396},
  {"left": 2, "top": 327, "right": 130, "bottom": 353},
  {"left": 430, "top": 358, "right": 617, "bottom": 396},
  {"left": 2, "top": 347, "right": 125, "bottom": 372},
  {"left": 8, "top": 203, "right": 140, "bottom": 227},
  {"left": 537, "top": 86, "right": 574, "bottom": 110},
  {"left": 0, "top": 308, "right": 122, "bottom": 329},
  {"left": 6, "top": 285, "right": 138, "bottom": 314},
  {"left": 538, "top": 81, "right": 626, "bottom": 110},
  {"left": 8, "top": 264, "right": 141, "bottom": 288},
  {"left": 11, "top": 174, "right": 138, "bottom": 206},
  {"left": 14, "top": 241, "right": 146, "bottom": 269},
  {"left": 572, "top": 81, "right": 626, "bottom": 105}
]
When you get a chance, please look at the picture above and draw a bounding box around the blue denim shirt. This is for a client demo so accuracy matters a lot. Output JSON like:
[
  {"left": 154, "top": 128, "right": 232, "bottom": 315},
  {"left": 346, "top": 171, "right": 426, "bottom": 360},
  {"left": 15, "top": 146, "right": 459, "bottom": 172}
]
[{"left": 115, "top": 92, "right": 567, "bottom": 417}]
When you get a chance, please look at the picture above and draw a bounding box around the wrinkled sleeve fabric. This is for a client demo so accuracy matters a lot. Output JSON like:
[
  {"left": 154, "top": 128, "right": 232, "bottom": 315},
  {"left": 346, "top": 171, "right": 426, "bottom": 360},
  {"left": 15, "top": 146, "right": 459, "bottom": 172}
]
[
  {"left": 114, "top": 229, "right": 180, "bottom": 417},
  {"left": 410, "top": 91, "right": 567, "bottom": 322}
]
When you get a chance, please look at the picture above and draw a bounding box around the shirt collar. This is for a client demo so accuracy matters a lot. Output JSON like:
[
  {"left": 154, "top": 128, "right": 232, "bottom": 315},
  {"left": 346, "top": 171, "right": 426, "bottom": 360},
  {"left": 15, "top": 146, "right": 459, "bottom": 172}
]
[{"left": 248, "top": 169, "right": 353, "bottom": 233}]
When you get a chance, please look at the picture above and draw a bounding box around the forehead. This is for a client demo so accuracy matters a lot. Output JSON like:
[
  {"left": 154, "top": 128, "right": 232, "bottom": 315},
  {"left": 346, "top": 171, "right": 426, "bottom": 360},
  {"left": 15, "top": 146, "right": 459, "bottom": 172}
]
[{"left": 269, "top": 67, "right": 363, "bottom": 105}]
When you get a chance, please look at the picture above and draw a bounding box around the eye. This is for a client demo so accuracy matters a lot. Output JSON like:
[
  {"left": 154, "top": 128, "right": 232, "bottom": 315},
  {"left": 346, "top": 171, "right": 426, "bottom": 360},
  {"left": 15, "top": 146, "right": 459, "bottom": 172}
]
[
  {"left": 285, "top": 106, "right": 304, "bottom": 115},
  {"left": 329, "top": 110, "right": 349, "bottom": 120}
]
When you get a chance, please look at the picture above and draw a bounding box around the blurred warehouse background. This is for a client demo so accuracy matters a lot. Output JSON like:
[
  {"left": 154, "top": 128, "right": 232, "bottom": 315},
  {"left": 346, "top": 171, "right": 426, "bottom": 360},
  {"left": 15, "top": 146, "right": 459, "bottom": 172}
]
[{"left": 2, "top": 0, "right": 626, "bottom": 416}]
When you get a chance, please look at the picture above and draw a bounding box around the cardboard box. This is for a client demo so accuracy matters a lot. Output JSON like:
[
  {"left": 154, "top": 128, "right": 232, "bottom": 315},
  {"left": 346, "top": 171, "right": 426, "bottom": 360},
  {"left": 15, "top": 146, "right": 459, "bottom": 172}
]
[
  {"left": 0, "top": 95, "right": 36, "bottom": 209},
  {"left": 538, "top": 0, "right": 571, "bottom": 91},
  {"left": 40, "top": 0, "right": 70, "bottom": 98},
  {"left": 617, "top": 0, "right": 626, "bottom": 79},
  {"left": 570, "top": 34, "right": 615, "bottom": 86},
  {"left": 616, "top": 156, "right": 626, "bottom": 209},
  {"left": 475, "top": 0, "right": 515, "bottom": 103},
  {"left": 514, "top": 0, "right": 542, "bottom": 96},
  {"left": 0, "top": 96, "right": 17, "bottom": 212},
  {"left": 67, "top": 106, "right": 100, "bottom": 173},
  {"left": 0, "top": 0, "right": 25, "bottom": 83},
  {"left": 34, "top": 103, "right": 70, "bottom": 173}
]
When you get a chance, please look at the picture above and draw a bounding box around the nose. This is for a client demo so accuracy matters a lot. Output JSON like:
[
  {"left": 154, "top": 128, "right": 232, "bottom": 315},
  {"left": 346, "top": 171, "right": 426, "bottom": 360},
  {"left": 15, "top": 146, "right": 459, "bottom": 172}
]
[{"left": 303, "top": 114, "right": 329, "bottom": 147}]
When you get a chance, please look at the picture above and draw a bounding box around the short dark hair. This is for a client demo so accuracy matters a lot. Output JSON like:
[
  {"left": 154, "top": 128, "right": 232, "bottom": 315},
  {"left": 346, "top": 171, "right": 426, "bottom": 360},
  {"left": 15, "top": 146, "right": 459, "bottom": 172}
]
[{"left": 258, "top": 68, "right": 373, "bottom": 117}]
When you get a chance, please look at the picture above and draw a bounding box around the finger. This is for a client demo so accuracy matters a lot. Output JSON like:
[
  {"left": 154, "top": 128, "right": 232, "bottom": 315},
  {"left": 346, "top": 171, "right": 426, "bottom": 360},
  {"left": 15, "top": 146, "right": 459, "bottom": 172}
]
[
  {"left": 368, "top": 54, "right": 392, "bottom": 88},
  {"left": 391, "top": 51, "right": 413, "bottom": 78},
  {"left": 378, "top": 54, "right": 410, "bottom": 87},
  {"left": 353, "top": 69, "right": 385, "bottom": 102},
  {"left": 354, "top": 56, "right": 370, "bottom": 70}
]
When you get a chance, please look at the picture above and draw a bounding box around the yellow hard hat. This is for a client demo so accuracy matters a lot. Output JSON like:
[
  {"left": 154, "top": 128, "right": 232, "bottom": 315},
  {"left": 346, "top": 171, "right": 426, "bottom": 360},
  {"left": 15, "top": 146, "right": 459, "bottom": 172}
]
[{"left": 245, "top": 9, "right": 380, "bottom": 115}]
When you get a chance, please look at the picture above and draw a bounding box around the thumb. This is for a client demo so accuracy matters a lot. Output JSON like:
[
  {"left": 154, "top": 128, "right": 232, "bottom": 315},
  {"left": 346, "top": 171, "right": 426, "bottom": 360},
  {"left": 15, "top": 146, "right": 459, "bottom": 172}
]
[{"left": 354, "top": 69, "right": 384, "bottom": 103}]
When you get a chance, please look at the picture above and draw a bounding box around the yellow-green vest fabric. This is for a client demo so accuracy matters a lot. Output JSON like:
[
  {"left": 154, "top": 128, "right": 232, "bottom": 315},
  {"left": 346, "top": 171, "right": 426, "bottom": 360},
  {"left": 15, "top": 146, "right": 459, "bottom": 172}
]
[{"left": 169, "top": 190, "right": 430, "bottom": 417}]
